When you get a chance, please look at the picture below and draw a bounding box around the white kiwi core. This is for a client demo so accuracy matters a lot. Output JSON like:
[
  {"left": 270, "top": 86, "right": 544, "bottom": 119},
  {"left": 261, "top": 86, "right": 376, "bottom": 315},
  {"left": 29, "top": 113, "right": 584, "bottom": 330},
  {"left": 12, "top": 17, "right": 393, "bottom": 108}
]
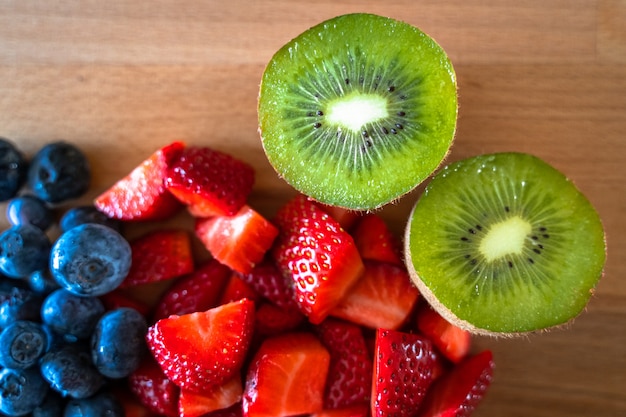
[
  {"left": 325, "top": 92, "right": 388, "bottom": 132},
  {"left": 479, "top": 216, "right": 531, "bottom": 262}
]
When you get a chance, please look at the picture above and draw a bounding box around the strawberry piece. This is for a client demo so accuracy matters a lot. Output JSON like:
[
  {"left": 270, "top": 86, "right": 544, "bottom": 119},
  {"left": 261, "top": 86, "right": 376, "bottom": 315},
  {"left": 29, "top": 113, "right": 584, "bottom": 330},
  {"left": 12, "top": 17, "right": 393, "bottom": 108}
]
[
  {"left": 239, "top": 259, "right": 299, "bottom": 312},
  {"left": 122, "top": 229, "right": 194, "bottom": 288},
  {"left": 205, "top": 403, "right": 243, "bottom": 417},
  {"left": 272, "top": 195, "right": 365, "bottom": 324},
  {"left": 254, "top": 301, "right": 305, "bottom": 337},
  {"left": 315, "top": 318, "right": 373, "bottom": 409},
  {"left": 114, "top": 387, "right": 162, "bottom": 417},
  {"left": 99, "top": 289, "right": 152, "bottom": 317},
  {"left": 330, "top": 260, "right": 419, "bottom": 330},
  {"left": 179, "top": 375, "right": 243, "bottom": 417},
  {"left": 243, "top": 332, "right": 330, "bottom": 417},
  {"left": 351, "top": 213, "right": 403, "bottom": 266},
  {"left": 311, "top": 403, "right": 369, "bottom": 417},
  {"left": 314, "top": 202, "right": 361, "bottom": 230},
  {"left": 371, "top": 329, "right": 435, "bottom": 417},
  {"left": 417, "top": 350, "right": 495, "bottom": 417},
  {"left": 219, "top": 273, "right": 261, "bottom": 305},
  {"left": 165, "top": 146, "right": 255, "bottom": 217},
  {"left": 94, "top": 141, "right": 184, "bottom": 221},
  {"left": 195, "top": 205, "right": 279, "bottom": 274},
  {"left": 128, "top": 356, "right": 180, "bottom": 417},
  {"left": 146, "top": 299, "right": 255, "bottom": 393},
  {"left": 152, "top": 259, "right": 231, "bottom": 321},
  {"left": 415, "top": 303, "right": 471, "bottom": 364}
]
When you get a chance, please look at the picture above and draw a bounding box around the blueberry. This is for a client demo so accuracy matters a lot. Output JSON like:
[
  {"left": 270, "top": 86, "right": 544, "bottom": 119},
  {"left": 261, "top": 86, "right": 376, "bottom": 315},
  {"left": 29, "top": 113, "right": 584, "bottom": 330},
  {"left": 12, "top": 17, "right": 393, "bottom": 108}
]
[
  {"left": 28, "top": 269, "right": 61, "bottom": 295},
  {"left": 6, "top": 195, "right": 54, "bottom": 231},
  {"left": 91, "top": 307, "right": 148, "bottom": 379},
  {"left": 0, "top": 320, "right": 49, "bottom": 369},
  {"left": 59, "top": 206, "right": 121, "bottom": 233},
  {"left": 40, "top": 343, "right": 105, "bottom": 399},
  {"left": 63, "top": 391, "right": 124, "bottom": 417},
  {"left": 41, "top": 289, "right": 105, "bottom": 342},
  {"left": 32, "top": 391, "right": 66, "bottom": 417},
  {"left": 49, "top": 224, "right": 131, "bottom": 297},
  {"left": 0, "top": 138, "right": 28, "bottom": 202},
  {"left": 0, "top": 286, "right": 43, "bottom": 331},
  {"left": 27, "top": 141, "right": 90, "bottom": 204},
  {"left": 0, "top": 367, "right": 50, "bottom": 416},
  {"left": 0, "top": 224, "right": 51, "bottom": 279}
]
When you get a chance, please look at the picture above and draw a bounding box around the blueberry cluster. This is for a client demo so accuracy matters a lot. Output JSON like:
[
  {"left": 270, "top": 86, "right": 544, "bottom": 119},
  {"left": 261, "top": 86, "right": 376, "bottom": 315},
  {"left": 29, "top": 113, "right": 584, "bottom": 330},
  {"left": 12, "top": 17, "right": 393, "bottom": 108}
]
[{"left": 0, "top": 138, "right": 144, "bottom": 416}]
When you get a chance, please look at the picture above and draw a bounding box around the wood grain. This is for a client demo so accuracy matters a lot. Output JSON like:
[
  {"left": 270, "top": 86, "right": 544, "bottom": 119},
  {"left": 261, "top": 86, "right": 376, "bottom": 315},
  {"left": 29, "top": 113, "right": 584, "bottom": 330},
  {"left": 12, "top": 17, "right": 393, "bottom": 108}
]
[{"left": 0, "top": 1, "right": 624, "bottom": 416}]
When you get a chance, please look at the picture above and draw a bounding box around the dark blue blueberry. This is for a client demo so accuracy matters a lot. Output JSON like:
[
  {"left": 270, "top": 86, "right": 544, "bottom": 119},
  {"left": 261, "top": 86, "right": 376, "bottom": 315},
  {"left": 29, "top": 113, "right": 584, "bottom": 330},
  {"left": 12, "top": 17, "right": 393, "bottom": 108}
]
[
  {"left": 27, "top": 141, "right": 90, "bottom": 204},
  {"left": 32, "top": 391, "right": 66, "bottom": 417},
  {"left": 0, "top": 138, "right": 28, "bottom": 202},
  {"left": 59, "top": 206, "right": 121, "bottom": 233},
  {"left": 91, "top": 307, "right": 148, "bottom": 379},
  {"left": 49, "top": 224, "right": 131, "bottom": 297},
  {"left": 40, "top": 343, "right": 105, "bottom": 399},
  {"left": 0, "top": 287, "right": 43, "bottom": 331},
  {"left": 0, "top": 320, "right": 49, "bottom": 369},
  {"left": 6, "top": 195, "right": 54, "bottom": 230},
  {"left": 41, "top": 289, "right": 105, "bottom": 342},
  {"left": 0, "top": 367, "right": 50, "bottom": 416},
  {"left": 63, "top": 391, "right": 123, "bottom": 417},
  {"left": 28, "top": 269, "right": 61, "bottom": 295},
  {"left": 0, "top": 224, "right": 51, "bottom": 279}
]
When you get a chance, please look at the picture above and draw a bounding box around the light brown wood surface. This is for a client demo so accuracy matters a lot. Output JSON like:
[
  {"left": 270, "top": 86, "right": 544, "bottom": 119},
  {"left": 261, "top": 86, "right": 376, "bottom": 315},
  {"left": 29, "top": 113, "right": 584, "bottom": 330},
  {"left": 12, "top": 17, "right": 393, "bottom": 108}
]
[{"left": 1, "top": 1, "right": 624, "bottom": 416}]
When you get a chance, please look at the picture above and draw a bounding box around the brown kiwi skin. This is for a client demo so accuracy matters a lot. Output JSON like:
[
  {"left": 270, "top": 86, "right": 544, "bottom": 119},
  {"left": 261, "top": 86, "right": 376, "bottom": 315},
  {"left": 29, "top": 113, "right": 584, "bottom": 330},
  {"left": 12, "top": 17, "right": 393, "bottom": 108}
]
[{"left": 402, "top": 201, "right": 606, "bottom": 338}]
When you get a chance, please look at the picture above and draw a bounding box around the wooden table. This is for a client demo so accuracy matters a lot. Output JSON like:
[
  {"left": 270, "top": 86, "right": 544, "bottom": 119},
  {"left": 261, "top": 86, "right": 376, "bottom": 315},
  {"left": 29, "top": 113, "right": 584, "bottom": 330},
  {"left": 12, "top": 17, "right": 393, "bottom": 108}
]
[{"left": 1, "top": 2, "right": 624, "bottom": 416}]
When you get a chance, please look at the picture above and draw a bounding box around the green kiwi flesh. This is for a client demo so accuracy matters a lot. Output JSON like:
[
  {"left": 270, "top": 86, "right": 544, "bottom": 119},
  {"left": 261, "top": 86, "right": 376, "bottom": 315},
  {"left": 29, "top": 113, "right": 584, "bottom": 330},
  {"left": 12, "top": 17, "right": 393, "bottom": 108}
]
[
  {"left": 258, "top": 13, "right": 458, "bottom": 210},
  {"left": 404, "top": 152, "right": 606, "bottom": 336}
]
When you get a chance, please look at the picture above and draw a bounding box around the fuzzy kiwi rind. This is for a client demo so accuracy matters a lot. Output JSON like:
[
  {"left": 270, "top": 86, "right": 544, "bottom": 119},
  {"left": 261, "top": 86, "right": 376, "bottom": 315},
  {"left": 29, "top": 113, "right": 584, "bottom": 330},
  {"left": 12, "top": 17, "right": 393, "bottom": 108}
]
[
  {"left": 404, "top": 152, "right": 606, "bottom": 337},
  {"left": 258, "top": 13, "right": 458, "bottom": 210}
]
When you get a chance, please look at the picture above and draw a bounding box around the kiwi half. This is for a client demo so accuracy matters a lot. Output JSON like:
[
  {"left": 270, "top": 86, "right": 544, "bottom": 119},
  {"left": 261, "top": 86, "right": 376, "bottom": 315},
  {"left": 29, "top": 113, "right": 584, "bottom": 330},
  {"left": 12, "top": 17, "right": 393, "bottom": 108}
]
[
  {"left": 258, "top": 13, "right": 457, "bottom": 210},
  {"left": 404, "top": 152, "right": 606, "bottom": 336}
]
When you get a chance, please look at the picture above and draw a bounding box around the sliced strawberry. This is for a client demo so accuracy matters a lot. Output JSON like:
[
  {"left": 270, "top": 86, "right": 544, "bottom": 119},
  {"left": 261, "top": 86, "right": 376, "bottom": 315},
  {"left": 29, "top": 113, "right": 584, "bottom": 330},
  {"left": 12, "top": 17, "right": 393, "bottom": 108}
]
[
  {"left": 95, "top": 141, "right": 184, "bottom": 221},
  {"left": 152, "top": 259, "right": 231, "bottom": 321},
  {"left": 239, "top": 259, "right": 299, "bottom": 312},
  {"left": 272, "top": 195, "right": 365, "bottom": 324},
  {"left": 165, "top": 146, "right": 254, "bottom": 217},
  {"left": 146, "top": 299, "right": 255, "bottom": 393},
  {"left": 205, "top": 403, "right": 243, "bottom": 417},
  {"left": 330, "top": 260, "right": 419, "bottom": 330},
  {"left": 314, "top": 202, "right": 361, "bottom": 230},
  {"left": 128, "top": 356, "right": 180, "bottom": 417},
  {"left": 122, "top": 229, "right": 194, "bottom": 288},
  {"left": 351, "top": 213, "right": 403, "bottom": 266},
  {"left": 311, "top": 403, "right": 369, "bottom": 417},
  {"left": 114, "top": 387, "right": 161, "bottom": 417},
  {"left": 415, "top": 303, "right": 471, "bottom": 364},
  {"left": 417, "top": 350, "right": 495, "bottom": 417},
  {"left": 219, "top": 273, "right": 261, "bottom": 305},
  {"left": 315, "top": 318, "right": 373, "bottom": 409},
  {"left": 195, "top": 205, "right": 279, "bottom": 274},
  {"left": 179, "top": 375, "right": 243, "bottom": 417},
  {"left": 243, "top": 332, "right": 330, "bottom": 417},
  {"left": 254, "top": 301, "right": 305, "bottom": 337},
  {"left": 371, "top": 329, "right": 435, "bottom": 417},
  {"left": 99, "top": 289, "right": 152, "bottom": 317}
]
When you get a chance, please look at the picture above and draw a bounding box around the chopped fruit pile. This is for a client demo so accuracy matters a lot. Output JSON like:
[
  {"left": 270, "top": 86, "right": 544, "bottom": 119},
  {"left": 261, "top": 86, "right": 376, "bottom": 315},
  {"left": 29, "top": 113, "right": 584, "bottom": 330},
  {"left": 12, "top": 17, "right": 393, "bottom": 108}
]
[{"left": 0, "top": 138, "right": 494, "bottom": 416}]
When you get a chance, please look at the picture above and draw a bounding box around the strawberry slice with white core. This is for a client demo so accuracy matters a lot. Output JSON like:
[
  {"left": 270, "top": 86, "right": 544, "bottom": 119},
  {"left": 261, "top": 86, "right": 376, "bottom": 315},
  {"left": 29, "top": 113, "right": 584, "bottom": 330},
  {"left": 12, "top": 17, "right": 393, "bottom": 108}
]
[
  {"left": 195, "top": 205, "right": 279, "bottom": 274},
  {"left": 146, "top": 299, "right": 255, "bottom": 393},
  {"left": 94, "top": 141, "right": 184, "bottom": 221},
  {"left": 243, "top": 331, "right": 330, "bottom": 417}
]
